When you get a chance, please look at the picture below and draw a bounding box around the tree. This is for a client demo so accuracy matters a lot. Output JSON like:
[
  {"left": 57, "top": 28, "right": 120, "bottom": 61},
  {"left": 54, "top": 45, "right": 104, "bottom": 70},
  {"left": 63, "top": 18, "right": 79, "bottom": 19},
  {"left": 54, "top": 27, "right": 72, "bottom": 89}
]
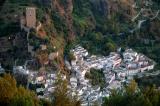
[
  {"left": 68, "top": 52, "right": 76, "bottom": 62},
  {"left": 0, "top": 74, "right": 39, "bottom": 106},
  {"left": 143, "top": 86, "right": 160, "bottom": 106},
  {"left": 102, "top": 89, "right": 126, "bottom": 106},
  {"left": 125, "top": 80, "right": 138, "bottom": 95},
  {"left": 0, "top": 74, "right": 17, "bottom": 105},
  {"left": 94, "top": 32, "right": 103, "bottom": 42},
  {"left": 11, "top": 86, "right": 39, "bottom": 106},
  {"left": 102, "top": 81, "right": 160, "bottom": 106},
  {"left": 105, "top": 42, "right": 116, "bottom": 54},
  {"left": 53, "top": 74, "right": 80, "bottom": 106},
  {"left": 39, "top": 99, "right": 52, "bottom": 106},
  {"left": 86, "top": 68, "right": 106, "bottom": 89}
]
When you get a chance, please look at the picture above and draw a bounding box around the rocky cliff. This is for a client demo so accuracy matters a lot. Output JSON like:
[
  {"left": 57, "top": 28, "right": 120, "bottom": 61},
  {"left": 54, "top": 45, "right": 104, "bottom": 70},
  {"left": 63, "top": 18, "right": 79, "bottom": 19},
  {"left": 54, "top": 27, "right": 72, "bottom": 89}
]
[{"left": 51, "top": 0, "right": 75, "bottom": 41}]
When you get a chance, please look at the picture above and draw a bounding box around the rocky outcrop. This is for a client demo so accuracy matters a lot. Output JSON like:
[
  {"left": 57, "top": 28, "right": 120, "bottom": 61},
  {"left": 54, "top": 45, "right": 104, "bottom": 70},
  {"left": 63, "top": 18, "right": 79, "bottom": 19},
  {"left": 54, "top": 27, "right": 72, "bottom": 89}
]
[
  {"left": 52, "top": 0, "right": 75, "bottom": 41},
  {"left": 89, "top": 0, "right": 137, "bottom": 20},
  {"left": 107, "top": 0, "right": 136, "bottom": 20}
]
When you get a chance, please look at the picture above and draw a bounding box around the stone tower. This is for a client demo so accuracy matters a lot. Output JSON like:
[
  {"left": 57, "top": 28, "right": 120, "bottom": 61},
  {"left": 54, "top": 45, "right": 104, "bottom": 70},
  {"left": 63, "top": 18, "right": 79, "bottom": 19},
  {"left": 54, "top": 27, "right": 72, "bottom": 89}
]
[{"left": 26, "top": 7, "right": 36, "bottom": 28}]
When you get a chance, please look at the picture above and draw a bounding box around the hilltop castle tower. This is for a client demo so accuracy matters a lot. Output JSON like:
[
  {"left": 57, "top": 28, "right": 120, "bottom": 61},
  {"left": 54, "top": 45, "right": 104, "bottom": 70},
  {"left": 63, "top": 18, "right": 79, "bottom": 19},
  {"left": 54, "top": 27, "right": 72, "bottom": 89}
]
[{"left": 26, "top": 7, "right": 36, "bottom": 28}]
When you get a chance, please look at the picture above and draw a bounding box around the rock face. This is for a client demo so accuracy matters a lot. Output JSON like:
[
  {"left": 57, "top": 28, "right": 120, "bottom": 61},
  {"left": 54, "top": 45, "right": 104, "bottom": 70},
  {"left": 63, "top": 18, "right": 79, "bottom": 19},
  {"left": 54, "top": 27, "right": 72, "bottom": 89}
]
[
  {"left": 52, "top": 0, "right": 75, "bottom": 41},
  {"left": 90, "top": 0, "right": 136, "bottom": 18},
  {"left": 45, "top": 0, "right": 138, "bottom": 40},
  {"left": 65, "top": 0, "right": 75, "bottom": 41}
]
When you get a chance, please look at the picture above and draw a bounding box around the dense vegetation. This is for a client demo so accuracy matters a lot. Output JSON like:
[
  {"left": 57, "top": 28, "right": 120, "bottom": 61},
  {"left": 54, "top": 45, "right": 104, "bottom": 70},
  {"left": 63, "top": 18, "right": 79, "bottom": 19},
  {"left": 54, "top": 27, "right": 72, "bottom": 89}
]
[
  {"left": 102, "top": 80, "right": 160, "bottom": 106},
  {"left": 85, "top": 68, "right": 106, "bottom": 89},
  {"left": 135, "top": 74, "right": 160, "bottom": 87},
  {"left": 0, "top": 74, "right": 39, "bottom": 106}
]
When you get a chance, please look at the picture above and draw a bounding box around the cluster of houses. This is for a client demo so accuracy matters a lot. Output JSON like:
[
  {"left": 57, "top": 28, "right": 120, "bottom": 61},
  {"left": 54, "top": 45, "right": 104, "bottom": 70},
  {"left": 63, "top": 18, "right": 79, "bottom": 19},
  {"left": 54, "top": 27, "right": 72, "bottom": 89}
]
[
  {"left": 115, "top": 49, "right": 155, "bottom": 80},
  {"left": 67, "top": 45, "right": 155, "bottom": 105},
  {"left": 28, "top": 70, "right": 66, "bottom": 100},
  {"left": 0, "top": 44, "right": 155, "bottom": 106}
]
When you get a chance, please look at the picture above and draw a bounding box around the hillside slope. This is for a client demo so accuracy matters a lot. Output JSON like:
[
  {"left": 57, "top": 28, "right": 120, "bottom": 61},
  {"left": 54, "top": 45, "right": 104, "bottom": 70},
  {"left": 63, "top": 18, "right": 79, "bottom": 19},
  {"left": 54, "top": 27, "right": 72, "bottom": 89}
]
[{"left": 0, "top": 0, "right": 159, "bottom": 70}]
